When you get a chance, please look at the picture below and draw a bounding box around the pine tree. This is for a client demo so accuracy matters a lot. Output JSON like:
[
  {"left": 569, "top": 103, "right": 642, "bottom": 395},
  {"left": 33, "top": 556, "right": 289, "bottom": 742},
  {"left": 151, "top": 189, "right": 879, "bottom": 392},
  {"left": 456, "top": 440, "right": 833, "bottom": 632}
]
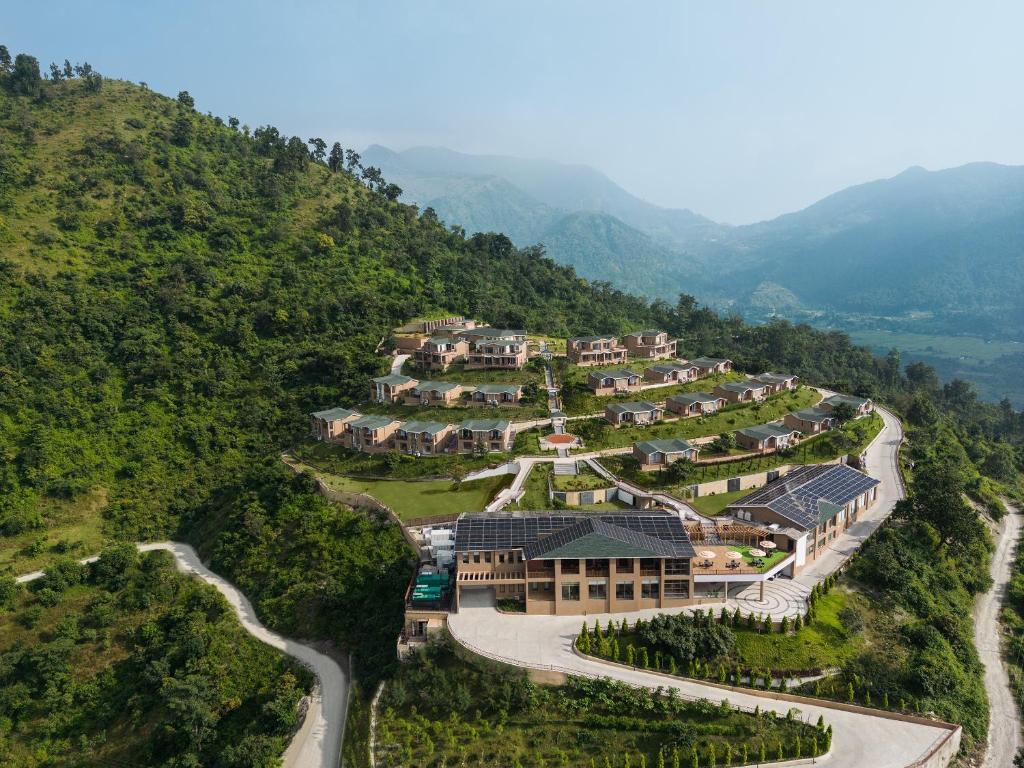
[
  {"left": 816, "top": 715, "right": 825, "bottom": 730},
  {"left": 718, "top": 664, "right": 727, "bottom": 683},
  {"left": 814, "top": 679, "right": 821, "bottom": 696},
  {"left": 746, "top": 612, "right": 756, "bottom": 630},
  {"left": 611, "top": 638, "right": 620, "bottom": 662},
  {"left": 608, "top": 619, "right": 616, "bottom": 637},
  {"left": 621, "top": 617, "right": 629, "bottom": 633},
  {"left": 689, "top": 747, "right": 699, "bottom": 768},
  {"left": 779, "top": 615, "right": 790, "bottom": 634},
  {"left": 595, "top": 620, "right": 603, "bottom": 640},
  {"left": 864, "top": 690, "right": 872, "bottom": 707},
  {"left": 724, "top": 744, "right": 732, "bottom": 765},
  {"left": 671, "top": 746, "right": 680, "bottom": 768},
  {"left": 812, "top": 736, "right": 819, "bottom": 757},
  {"left": 779, "top": 676, "right": 788, "bottom": 693},
  {"left": 707, "top": 743, "right": 717, "bottom": 768},
  {"left": 641, "top": 647, "right": 650, "bottom": 668},
  {"left": 624, "top": 753, "right": 631, "bottom": 768},
  {"left": 627, "top": 644, "right": 636, "bottom": 666},
  {"left": 882, "top": 692, "right": 889, "bottom": 709},
  {"left": 741, "top": 744, "right": 748, "bottom": 765},
  {"left": 794, "top": 736, "right": 802, "bottom": 759},
  {"left": 720, "top": 607, "right": 729, "bottom": 624},
  {"left": 759, "top": 742, "right": 767, "bottom": 763},
  {"left": 657, "top": 749, "right": 665, "bottom": 768},
  {"left": 654, "top": 650, "right": 663, "bottom": 670},
  {"left": 668, "top": 656, "right": 677, "bottom": 675},
  {"left": 846, "top": 682, "right": 855, "bottom": 702},
  {"left": 794, "top": 613, "right": 803, "bottom": 631},
  {"left": 639, "top": 755, "right": 647, "bottom": 768},
  {"left": 761, "top": 615, "right": 772, "bottom": 633},
  {"left": 732, "top": 607, "right": 741, "bottom": 627},
  {"left": 776, "top": 742, "right": 784, "bottom": 761}
]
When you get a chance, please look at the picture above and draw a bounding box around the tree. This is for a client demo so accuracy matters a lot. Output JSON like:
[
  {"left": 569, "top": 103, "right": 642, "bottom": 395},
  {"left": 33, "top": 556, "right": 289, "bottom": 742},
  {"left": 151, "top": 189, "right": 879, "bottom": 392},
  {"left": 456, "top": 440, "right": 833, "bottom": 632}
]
[
  {"left": 0, "top": 45, "right": 11, "bottom": 73},
  {"left": 662, "top": 457, "right": 694, "bottom": 484},
  {"left": 711, "top": 432, "right": 736, "bottom": 453},
  {"left": 345, "top": 148, "right": 362, "bottom": 172},
  {"left": 328, "top": 142, "right": 344, "bottom": 171},
  {"left": 177, "top": 90, "right": 195, "bottom": 109},
  {"left": 10, "top": 53, "right": 42, "bottom": 96},
  {"left": 307, "top": 137, "right": 327, "bottom": 163},
  {"left": 48, "top": 62, "right": 64, "bottom": 81},
  {"left": 830, "top": 402, "right": 856, "bottom": 425}
]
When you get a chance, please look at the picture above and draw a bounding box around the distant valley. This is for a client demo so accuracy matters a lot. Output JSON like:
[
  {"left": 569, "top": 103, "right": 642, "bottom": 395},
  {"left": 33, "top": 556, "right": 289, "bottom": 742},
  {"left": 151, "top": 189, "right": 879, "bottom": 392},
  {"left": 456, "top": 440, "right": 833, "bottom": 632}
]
[{"left": 366, "top": 145, "right": 1024, "bottom": 404}]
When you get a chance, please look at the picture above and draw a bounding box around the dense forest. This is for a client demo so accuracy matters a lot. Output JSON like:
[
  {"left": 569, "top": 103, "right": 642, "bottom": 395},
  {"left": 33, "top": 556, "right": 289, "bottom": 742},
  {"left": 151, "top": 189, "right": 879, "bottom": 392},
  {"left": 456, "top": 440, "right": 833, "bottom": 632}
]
[{"left": 0, "top": 48, "right": 1023, "bottom": 762}]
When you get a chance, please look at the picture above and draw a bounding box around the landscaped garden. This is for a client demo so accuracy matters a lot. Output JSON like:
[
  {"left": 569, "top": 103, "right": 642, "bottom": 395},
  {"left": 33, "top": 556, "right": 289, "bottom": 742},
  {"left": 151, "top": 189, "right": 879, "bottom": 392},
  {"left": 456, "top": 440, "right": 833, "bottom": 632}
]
[
  {"left": 401, "top": 358, "right": 548, "bottom": 388},
  {"left": 376, "top": 638, "right": 829, "bottom": 768},
  {"left": 292, "top": 441, "right": 504, "bottom": 479}
]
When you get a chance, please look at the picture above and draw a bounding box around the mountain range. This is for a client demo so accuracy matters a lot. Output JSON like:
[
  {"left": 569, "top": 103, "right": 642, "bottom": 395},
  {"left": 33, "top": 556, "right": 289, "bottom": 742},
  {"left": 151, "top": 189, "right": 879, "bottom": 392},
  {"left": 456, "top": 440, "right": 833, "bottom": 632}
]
[{"left": 364, "top": 145, "right": 1024, "bottom": 340}]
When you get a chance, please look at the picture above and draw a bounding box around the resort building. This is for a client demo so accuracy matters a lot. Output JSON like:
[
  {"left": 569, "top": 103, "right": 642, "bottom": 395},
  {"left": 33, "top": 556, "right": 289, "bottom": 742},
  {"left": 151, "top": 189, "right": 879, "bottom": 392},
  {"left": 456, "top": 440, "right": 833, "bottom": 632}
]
[
  {"left": 465, "top": 334, "right": 529, "bottom": 370},
  {"left": 633, "top": 438, "right": 699, "bottom": 471},
  {"left": 784, "top": 407, "right": 837, "bottom": 435},
  {"left": 372, "top": 373, "right": 419, "bottom": 403},
  {"left": 342, "top": 414, "right": 402, "bottom": 452},
  {"left": 752, "top": 372, "right": 800, "bottom": 394},
  {"left": 727, "top": 463, "right": 880, "bottom": 572},
  {"left": 310, "top": 406, "right": 360, "bottom": 442},
  {"left": 403, "top": 380, "right": 467, "bottom": 407},
  {"left": 471, "top": 383, "right": 524, "bottom": 406},
  {"left": 587, "top": 369, "right": 644, "bottom": 395},
  {"left": 452, "top": 511, "right": 697, "bottom": 615},
  {"left": 395, "top": 315, "right": 472, "bottom": 335},
  {"left": 414, "top": 336, "right": 470, "bottom": 372},
  {"left": 622, "top": 330, "right": 677, "bottom": 360},
  {"left": 605, "top": 401, "right": 665, "bottom": 427},
  {"left": 567, "top": 335, "right": 628, "bottom": 367},
  {"left": 643, "top": 362, "right": 700, "bottom": 384},
  {"left": 456, "top": 419, "right": 514, "bottom": 453},
  {"left": 714, "top": 379, "right": 771, "bottom": 404},
  {"left": 820, "top": 393, "right": 874, "bottom": 417},
  {"left": 690, "top": 357, "right": 733, "bottom": 376},
  {"left": 735, "top": 423, "right": 802, "bottom": 453},
  {"left": 393, "top": 421, "right": 454, "bottom": 455},
  {"left": 665, "top": 392, "right": 727, "bottom": 417}
]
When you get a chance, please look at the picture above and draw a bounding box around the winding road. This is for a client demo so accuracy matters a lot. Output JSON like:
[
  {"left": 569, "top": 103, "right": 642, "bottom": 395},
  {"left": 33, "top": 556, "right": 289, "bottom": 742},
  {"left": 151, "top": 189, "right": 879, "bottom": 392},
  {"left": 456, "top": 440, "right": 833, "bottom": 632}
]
[{"left": 18, "top": 542, "right": 347, "bottom": 768}]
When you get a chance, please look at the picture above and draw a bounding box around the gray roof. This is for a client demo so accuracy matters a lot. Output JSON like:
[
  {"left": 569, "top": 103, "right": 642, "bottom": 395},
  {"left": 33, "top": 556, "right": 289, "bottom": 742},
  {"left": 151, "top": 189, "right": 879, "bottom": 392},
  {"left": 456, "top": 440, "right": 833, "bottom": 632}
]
[
  {"left": 668, "top": 392, "right": 723, "bottom": 406},
  {"left": 426, "top": 335, "right": 459, "bottom": 345},
  {"left": 349, "top": 415, "right": 399, "bottom": 431},
  {"left": 399, "top": 420, "right": 451, "bottom": 436},
  {"left": 727, "top": 464, "right": 881, "bottom": 531},
  {"left": 635, "top": 438, "right": 696, "bottom": 455},
  {"left": 453, "top": 511, "right": 695, "bottom": 559},
  {"left": 373, "top": 374, "right": 416, "bottom": 386},
  {"left": 646, "top": 363, "right": 696, "bottom": 375},
  {"left": 459, "top": 419, "right": 511, "bottom": 432},
  {"left": 690, "top": 356, "right": 731, "bottom": 368},
  {"left": 790, "top": 407, "right": 833, "bottom": 423},
  {"left": 474, "top": 383, "right": 523, "bottom": 395},
  {"left": 571, "top": 334, "right": 617, "bottom": 343},
  {"left": 717, "top": 380, "right": 765, "bottom": 394},
  {"left": 754, "top": 372, "right": 798, "bottom": 385},
  {"left": 413, "top": 380, "right": 462, "bottom": 394},
  {"left": 589, "top": 369, "right": 642, "bottom": 381},
  {"left": 311, "top": 406, "right": 358, "bottom": 421},
  {"left": 823, "top": 394, "right": 871, "bottom": 409},
  {"left": 737, "top": 423, "right": 801, "bottom": 441},
  {"left": 624, "top": 329, "right": 665, "bottom": 337},
  {"left": 460, "top": 327, "right": 525, "bottom": 338},
  {"left": 607, "top": 401, "right": 661, "bottom": 415}
]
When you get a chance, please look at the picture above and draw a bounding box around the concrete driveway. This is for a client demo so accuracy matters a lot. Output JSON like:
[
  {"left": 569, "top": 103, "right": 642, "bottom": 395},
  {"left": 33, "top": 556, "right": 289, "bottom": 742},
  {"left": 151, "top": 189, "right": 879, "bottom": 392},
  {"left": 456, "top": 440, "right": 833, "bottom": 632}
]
[{"left": 449, "top": 589, "right": 952, "bottom": 768}]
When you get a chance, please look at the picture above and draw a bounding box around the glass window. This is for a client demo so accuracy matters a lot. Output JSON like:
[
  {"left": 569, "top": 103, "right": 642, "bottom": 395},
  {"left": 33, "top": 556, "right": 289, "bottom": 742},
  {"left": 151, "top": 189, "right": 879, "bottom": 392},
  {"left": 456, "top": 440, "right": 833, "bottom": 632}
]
[
  {"left": 615, "top": 581, "right": 634, "bottom": 600},
  {"left": 473, "top": 553, "right": 480, "bottom": 564},
  {"left": 484, "top": 552, "right": 492, "bottom": 563},
  {"left": 616, "top": 558, "right": 633, "bottom": 572},
  {"left": 498, "top": 553, "right": 505, "bottom": 564},
  {"left": 641, "top": 582, "right": 659, "bottom": 599},
  {"left": 561, "top": 560, "right": 580, "bottom": 574},
  {"left": 561, "top": 583, "right": 580, "bottom": 600},
  {"left": 664, "top": 581, "right": 689, "bottom": 599},
  {"left": 664, "top": 558, "right": 690, "bottom": 576},
  {"left": 588, "top": 582, "right": 607, "bottom": 600}
]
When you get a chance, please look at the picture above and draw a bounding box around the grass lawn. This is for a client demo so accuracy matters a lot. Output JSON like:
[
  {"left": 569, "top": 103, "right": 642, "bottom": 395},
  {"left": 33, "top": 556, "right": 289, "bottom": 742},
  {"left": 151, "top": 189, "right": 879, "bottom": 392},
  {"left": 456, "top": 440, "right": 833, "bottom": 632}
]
[
  {"left": 515, "top": 463, "right": 552, "bottom": 509},
  {"left": 551, "top": 464, "right": 613, "bottom": 492},
  {"left": 556, "top": 366, "right": 744, "bottom": 417},
  {"left": 0, "top": 487, "right": 109, "bottom": 576},
  {"left": 688, "top": 488, "right": 751, "bottom": 516},
  {"left": 528, "top": 334, "right": 566, "bottom": 354},
  {"left": 401, "top": 359, "right": 547, "bottom": 387},
  {"left": 315, "top": 472, "right": 512, "bottom": 521},
  {"left": 291, "top": 441, "right": 502, "bottom": 479},
  {"left": 573, "top": 388, "right": 821, "bottom": 451}
]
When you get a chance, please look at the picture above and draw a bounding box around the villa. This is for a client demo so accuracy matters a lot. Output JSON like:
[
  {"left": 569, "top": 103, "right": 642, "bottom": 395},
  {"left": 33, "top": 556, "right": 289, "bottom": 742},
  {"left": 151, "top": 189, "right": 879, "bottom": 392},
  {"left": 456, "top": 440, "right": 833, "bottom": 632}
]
[
  {"left": 403, "top": 380, "right": 467, "bottom": 407},
  {"left": 643, "top": 361, "right": 700, "bottom": 384},
  {"left": 752, "top": 372, "right": 800, "bottom": 394},
  {"left": 414, "top": 336, "right": 470, "bottom": 371},
  {"left": 784, "top": 407, "right": 837, "bottom": 434},
  {"left": 714, "top": 379, "right": 771, "bottom": 403},
  {"left": 623, "top": 330, "right": 677, "bottom": 360},
  {"left": 665, "top": 392, "right": 727, "bottom": 417},
  {"left": 567, "top": 335, "right": 628, "bottom": 367},
  {"left": 471, "top": 383, "right": 524, "bottom": 406},
  {"left": 727, "top": 463, "right": 880, "bottom": 573},
  {"left": 633, "top": 438, "right": 699, "bottom": 470},
  {"left": 605, "top": 401, "right": 664, "bottom": 426},
  {"left": 372, "top": 373, "right": 419, "bottom": 403},
  {"left": 821, "top": 393, "right": 874, "bottom": 417},
  {"left": 393, "top": 421, "right": 454, "bottom": 455},
  {"left": 465, "top": 333, "right": 528, "bottom": 370},
  {"left": 456, "top": 419, "right": 513, "bottom": 453},
  {"left": 342, "top": 414, "right": 402, "bottom": 452},
  {"left": 735, "top": 423, "right": 802, "bottom": 453},
  {"left": 690, "top": 357, "right": 733, "bottom": 375},
  {"left": 310, "top": 406, "right": 360, "bottom": 442},
  {"left": 452, "top": 511, "right": 696, "bottom": 615},
  {"left": 587, "top": 369, "right": 644, "bottom": 395}
]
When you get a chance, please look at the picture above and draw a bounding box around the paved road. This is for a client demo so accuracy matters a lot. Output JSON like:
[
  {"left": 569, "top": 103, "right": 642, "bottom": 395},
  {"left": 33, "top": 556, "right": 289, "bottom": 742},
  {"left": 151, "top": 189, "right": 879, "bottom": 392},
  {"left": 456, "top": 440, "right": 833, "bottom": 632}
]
[
  {"left": 975, "top": 509, "right": 1023, "bottom": 768},
  {"left": 390, "top": 353, "right": 409, "bottom": 375},
  {"left": 448, "top": 590, "right": 952, "bottom": 768},
  {"left": 17, "top": 543, "right": 347, "bottom": 768}
]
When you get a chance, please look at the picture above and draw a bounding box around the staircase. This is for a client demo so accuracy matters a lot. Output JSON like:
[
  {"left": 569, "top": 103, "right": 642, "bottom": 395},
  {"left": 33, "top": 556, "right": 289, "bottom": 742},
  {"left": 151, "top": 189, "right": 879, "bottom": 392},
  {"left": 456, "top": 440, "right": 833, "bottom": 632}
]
[{"left": 553, "top": 460, "right": 578, "bottom": 477}]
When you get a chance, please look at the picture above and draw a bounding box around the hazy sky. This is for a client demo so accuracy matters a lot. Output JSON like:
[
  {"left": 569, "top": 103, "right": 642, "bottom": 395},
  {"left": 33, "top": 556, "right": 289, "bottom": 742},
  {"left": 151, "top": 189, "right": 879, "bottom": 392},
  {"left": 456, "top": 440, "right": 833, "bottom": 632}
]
[{"left": 9, "top": 1, "right": 1024, "bottom": 223}]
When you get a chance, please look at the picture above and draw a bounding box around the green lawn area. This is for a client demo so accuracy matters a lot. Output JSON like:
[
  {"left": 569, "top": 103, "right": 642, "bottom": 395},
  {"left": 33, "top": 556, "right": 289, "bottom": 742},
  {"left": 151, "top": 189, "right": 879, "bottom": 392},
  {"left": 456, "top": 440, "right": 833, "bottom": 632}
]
[
  {"left": 572, "top": 387, "right": 820, "bottom": 451},
  {"left": 401, "top": 359, "right": 547, "bottom": 387},
  {"left": 551, "top": 464, "right": 612, "bottom": 492},
  {"left": 514, "top": 463, "right": 552, "bottom": 509},
  {"left": 291, "top": 441, "right": 502, "bottom": 479},
  {"left": 314, "top": 472, "right": 512, "bottom": 521},
  {"left": 528, "top": 334, "right": 566, "bottom": 354},
  {"left": 688, "top": 488, "right": 754, "bottom": 516}
]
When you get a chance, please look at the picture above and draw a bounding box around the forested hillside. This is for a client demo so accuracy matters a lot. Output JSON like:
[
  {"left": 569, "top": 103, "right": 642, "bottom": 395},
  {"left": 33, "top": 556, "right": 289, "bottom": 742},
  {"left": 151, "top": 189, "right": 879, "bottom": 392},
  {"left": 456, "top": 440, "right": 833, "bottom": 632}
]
[{"left": 2, "top": 48, "right": 1024, "bottom": 740}]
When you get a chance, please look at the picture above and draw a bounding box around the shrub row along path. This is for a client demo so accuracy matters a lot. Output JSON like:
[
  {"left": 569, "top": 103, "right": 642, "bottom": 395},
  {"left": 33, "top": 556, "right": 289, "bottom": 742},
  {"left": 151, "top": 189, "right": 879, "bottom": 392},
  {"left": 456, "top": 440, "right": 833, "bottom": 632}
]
[
  {"left": 974, "top": 507, "right": 1023, "bottom": 768},
  {"left": 448, "top": 405, "right": 958, "bottom": 767},
  {"left": 17, "top": 542, "right": 347, "bottom": 768}
]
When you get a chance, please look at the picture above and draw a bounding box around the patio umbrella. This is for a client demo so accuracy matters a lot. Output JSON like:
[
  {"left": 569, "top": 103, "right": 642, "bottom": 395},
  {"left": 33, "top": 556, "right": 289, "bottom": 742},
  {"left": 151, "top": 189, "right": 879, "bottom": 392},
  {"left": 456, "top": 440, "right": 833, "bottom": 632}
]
[
  {"left": 748, "top": 548, "right": 767, "bottom": 558},
  {"left": 759, "top": 540, "right": 777, "bottom": 550},
  {"left": 725, "top": 551, "right": 743, "bottom": 560},
  {"left": 697, "top": 550, "right": 717, "bottom": 560}
]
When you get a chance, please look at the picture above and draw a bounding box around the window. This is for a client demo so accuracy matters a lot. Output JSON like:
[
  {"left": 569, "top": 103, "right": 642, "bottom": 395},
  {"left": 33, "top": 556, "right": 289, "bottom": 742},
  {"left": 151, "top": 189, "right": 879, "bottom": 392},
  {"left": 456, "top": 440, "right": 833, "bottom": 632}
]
[
  {"left": 588, "top": 582, "right": 607, "bottom": 600},
  {"left": 641, "top": 581, "right": 659, "bottom": 599},
  {"left": 484, "top": 552, "right": 492, "bottom": 563},
  {"left": 663, "top": 581, "right": 689, "bottom": 599},
  {"left": 615, "top": 558, "right": 633, "bottom": 573},
  {"left": 498, "top": 553, "right": 505, "bottom": 564},
  {"left": 473, "top": 553, "right": 480, "bottom": 564},
  {"left": 561, "top": 560, "right": 580, "bottom": 574},
  {"left": 664, "top": 558, "right": 690, "bottom": 576},
  {"left": 461, "top": 554, "right": 469, "bottom": 564},
  {"left": 615, "top": 581, "right": 634, "bottom": 600},
  {"left": 561, "top": 583, "right": 580, "bottom": 601}
]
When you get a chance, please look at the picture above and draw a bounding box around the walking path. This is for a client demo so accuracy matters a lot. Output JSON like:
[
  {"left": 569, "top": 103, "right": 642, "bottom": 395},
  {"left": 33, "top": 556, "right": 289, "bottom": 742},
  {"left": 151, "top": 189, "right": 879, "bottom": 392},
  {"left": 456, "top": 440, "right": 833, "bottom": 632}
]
[
  {"left": 17, "top": 542, "right": 347, "bottom": 768},
  {"left": 390, "top": 353, "right": 409, "bottom": 375},
  {"left": 975, "top": 507, "right": 1023, "bottom": 768}
]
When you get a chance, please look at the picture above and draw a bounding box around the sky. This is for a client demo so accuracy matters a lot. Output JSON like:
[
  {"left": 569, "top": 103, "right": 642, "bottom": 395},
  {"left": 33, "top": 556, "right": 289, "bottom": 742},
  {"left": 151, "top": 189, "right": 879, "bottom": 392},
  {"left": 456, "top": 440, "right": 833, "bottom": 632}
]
[{"left": 8, "top": 1, "right": 1024, "bottom": 223}]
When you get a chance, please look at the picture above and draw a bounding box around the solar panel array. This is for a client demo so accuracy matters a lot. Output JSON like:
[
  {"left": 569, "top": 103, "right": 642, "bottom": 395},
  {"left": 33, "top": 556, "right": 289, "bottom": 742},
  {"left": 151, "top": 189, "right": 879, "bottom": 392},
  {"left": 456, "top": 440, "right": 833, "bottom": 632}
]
[
  {"left": 729, "top": 464, "right": 880, "bottom": 530},
  {"left": 454, "top": 512, "right": 695, "bottom": 558}
]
